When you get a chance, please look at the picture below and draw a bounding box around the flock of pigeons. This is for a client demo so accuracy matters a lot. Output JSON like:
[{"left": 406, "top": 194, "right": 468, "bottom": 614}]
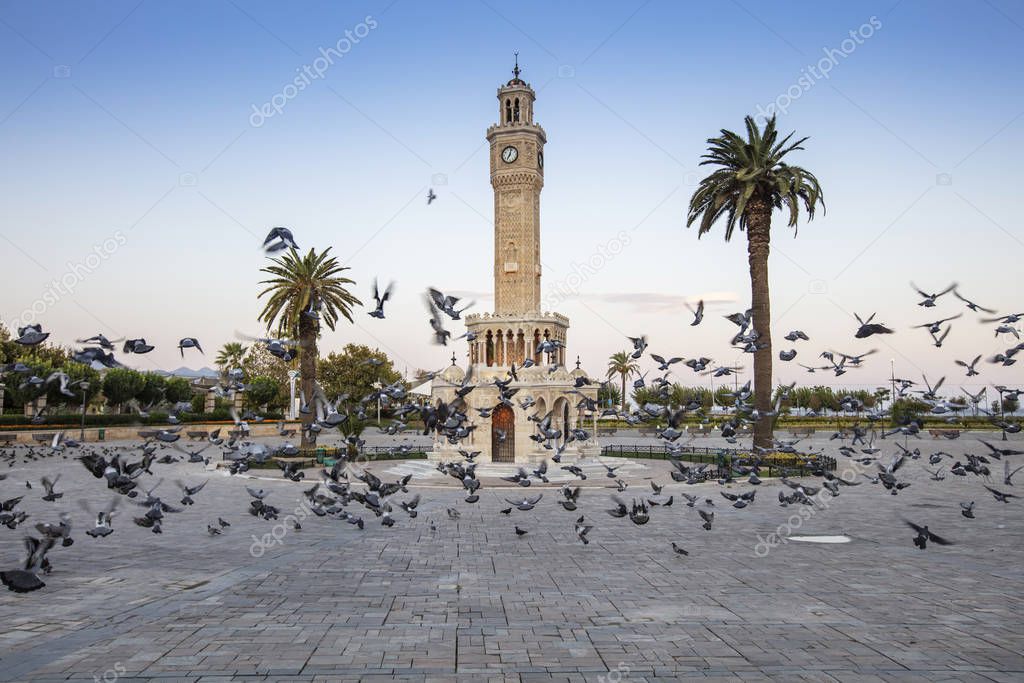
[{"left": 1, "top": 227, "right": 1021, "bottom": 592}]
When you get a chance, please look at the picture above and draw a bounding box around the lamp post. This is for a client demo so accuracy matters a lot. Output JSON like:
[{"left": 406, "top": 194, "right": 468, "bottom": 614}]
[
  {"left": 287, "top": 370, "right": 299, "bottom": 421},
  {"left": 373, "top": 381, "right": 382, "bottom": 426},
  {"left": 889, "top": 359, "right": 896, "bottom": 412},
  {"left": 79, "top": 381, "right": 90, "bottom": 441}
]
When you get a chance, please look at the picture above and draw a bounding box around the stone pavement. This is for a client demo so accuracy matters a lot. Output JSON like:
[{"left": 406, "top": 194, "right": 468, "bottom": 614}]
[{"left": 0, "top": 432, "right": 1022, "bottom": 682}]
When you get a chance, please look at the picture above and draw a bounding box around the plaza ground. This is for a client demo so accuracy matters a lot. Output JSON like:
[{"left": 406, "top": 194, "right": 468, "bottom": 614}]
[{"left": 0, "top": 431, "right": 1022, "bottom": 682}]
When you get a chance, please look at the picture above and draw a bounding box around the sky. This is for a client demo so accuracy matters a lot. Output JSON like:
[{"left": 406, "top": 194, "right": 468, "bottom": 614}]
[{"left": 1, "top": 0, "right": 1022, "bottom": 396}]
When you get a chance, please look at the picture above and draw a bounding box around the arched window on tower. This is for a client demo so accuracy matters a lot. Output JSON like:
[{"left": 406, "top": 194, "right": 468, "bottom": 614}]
[
  {"left": 513, "top": 98, "right": 520, "bottom": 122},
  {"left": 505, "top": 99, "right": 512, "bottom": 123}
]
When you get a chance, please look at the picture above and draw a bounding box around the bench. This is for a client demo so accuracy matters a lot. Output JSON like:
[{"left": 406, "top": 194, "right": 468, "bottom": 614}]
[
  {"left": 138, "top": 430, "right": 159, "bottom": 439},
  {"left": 689, "top": 426, "right": 712, "bottom": 437},
  {"left": 186, "top": 430, "right": 209, "bottom": 440},
  {"left": 0, "top": 433, "right": 16, "bottom": 444},
  {"left": 788, "top": 427, "right": 815, "bottom": 438},
  {"left": 31, "top": 433, "right": 56, "bottom": 443},
  {"left": 929, "top": 429, "right": 960, "bottom": 439}
]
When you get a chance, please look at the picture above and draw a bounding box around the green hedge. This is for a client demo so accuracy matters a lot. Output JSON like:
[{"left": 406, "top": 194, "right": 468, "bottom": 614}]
[{"left": 0, "top": 410, "right": 289, "bottom": 429}]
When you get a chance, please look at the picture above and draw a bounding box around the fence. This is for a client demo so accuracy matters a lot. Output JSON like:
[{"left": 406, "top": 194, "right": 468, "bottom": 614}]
[{"left": 600, "top": 444, "right": 835, "bottom": 478}]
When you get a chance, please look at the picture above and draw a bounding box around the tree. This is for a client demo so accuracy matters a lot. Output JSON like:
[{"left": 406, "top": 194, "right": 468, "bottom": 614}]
[
  {"left": 102, "top": 368, "right": 146, "bottom": 412},
  {"left": 245, "top": 376, "right": 283, "bottom": 411},
  {"left": 136, "top": 373, "right": 168, "bottom": 407},
  {"left": 46, "top": 363, "right": 101, "bottom": 408},
  {"left": 606, "top": 351, "right": 639, "bottom": 412},
  {"left": 317, "top": 344, "right": 403, "bottom": 409},
  {"left": 242, "top": 343, "right": 296, "bottom": 388},
  {"left": 597, "top": 382, "right": 621, "bottom": 409},
  {"left": 165, "top": 377, "right": 193, "bottom": 405},
  {"left": 687, "top": 115, "right": 824, "bottom": 448},
  {"left": 258, "top": 247, "right": 361, "bottom": 445},
  {"left": 215, "top": 342, "right": 249, "bottom": 379}
]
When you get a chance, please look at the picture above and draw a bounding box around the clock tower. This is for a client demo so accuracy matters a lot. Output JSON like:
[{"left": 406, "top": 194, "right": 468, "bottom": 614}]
[{"left": 486, "top": 55, "right": 546, "bottom": 316}]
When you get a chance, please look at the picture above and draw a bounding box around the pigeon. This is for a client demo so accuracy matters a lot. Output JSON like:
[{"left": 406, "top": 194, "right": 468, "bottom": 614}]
[
  {"left": 514, "top": 526, "right": 528, "bottom": 536},
  {"left": 784, "top": 330, "right": 810, "bottom": 342},
  {"left": 427, "top": 188, "right": 437, "bottom": 205},
  {"left": 983, "top": 486, "right": 1018, "bottom": 503},
  {"left": 960, "top": 501, "right": 975, "bottom": 519},
  {"left": 368, "top": 278, "right": 395, "bottom": 319},
  {"left": 15, "top": 324, "right": 49, "bottom": 346},
  {"left": 687, "top": 299, "right": 704, "bottom": 326},
  {"left": 82, "top": 498, "right": 119, "bottom": 538},
  {"left": 670, "top": 542, "right": 689, "bottom": 556},
  {"left": 263, "top": 226, "right": 299, "bottom": 253},
  {"left": 911, "top": 282, "right": 956, "bottom": 307},
  {"left": 178, "top": 338, "right": 203, "bottom": 356},
  {"left": 904, "top": 520, "right": 953, "bottom": 549},
  {"left": 955, "top": 355, "right": 982, "bottom": 377},
  {"left": 854, "top": 312, "right": 894, "bottom": 338},
  {"left": 779, "top": 349, "right": 797, "bottom": 361},
  {"left": 698, "top": 509, "right": 714, "bottom": 531},
  {"left": 123, "top": 338, "right": 155, "bottom": 354},
  {"left": 505, "top": 494, "right": 543, "bottom": 511},
  {"left": 40, "top": 475, "right": 63, "bottom": 502},
  {"left": 1, "top": 536, "right": 56, "bottom": 593},
  {"left": 953, "top": 289, "right": 996, "bottom": 313},
  {"left": 574, "top": 516, "right": 593, "bottom": 544}
]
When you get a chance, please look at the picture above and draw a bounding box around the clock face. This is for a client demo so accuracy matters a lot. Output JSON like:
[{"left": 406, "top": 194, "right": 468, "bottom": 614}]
[
  {"left": 538, "top": 151, "right": 544, "bottom": 169},
  {"left": 501, "top": 145, "right": 518, "bottom": 163}
]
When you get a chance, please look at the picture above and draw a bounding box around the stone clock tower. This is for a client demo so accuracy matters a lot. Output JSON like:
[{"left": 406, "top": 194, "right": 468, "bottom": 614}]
[
  {"left": 486, "top": 57, "right": 545, "bottom": 316},
  {"left": 429, "top": 58, "right": 599, "bottom": 465}
]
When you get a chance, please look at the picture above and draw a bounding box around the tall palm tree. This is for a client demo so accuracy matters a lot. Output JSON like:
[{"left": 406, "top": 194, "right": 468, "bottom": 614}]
[
  {"left": 215, "top": 342, "right": 249, "bottom": 379},
  {"left": 606, "top": 351, "right": 640, "bottom": 412},
  {"left": 258, "top": 248, "right": 361, "bottom": 445},
  {"left": 687, "top": 115, "right": 824, "bottom": 449}
]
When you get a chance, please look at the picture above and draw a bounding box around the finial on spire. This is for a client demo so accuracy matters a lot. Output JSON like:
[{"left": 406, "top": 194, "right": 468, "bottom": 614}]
[
  {"left": 512, "top": 51, "right": 521, "bottom": 79},
  {"left": 450, "top": 352, "right": 457, "bottom": 367},
  {"left": 575, "top": 355, "right": 581, "bottom": 370}
]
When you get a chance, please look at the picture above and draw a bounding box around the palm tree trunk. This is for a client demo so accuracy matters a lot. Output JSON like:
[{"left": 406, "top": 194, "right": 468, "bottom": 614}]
[
  {"left": 746, "top": 198, "right": 774, "bottom": 449},
  {"left": 299, "top": 316, "right": 318, "bottom": 448},
  {"left": 621, "top": 373, "right": 627, "bottom": 412}
]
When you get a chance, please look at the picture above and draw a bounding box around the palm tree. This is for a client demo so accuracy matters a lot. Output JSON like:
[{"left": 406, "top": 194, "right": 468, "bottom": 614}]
[
  {"left": 687, "top": 115, "right": 824, "bottom": 449},
  {"left": 258, "top": 248, "right": 361, "bottom": 445},
  {"left": 215, "top": 342, "right": 249, "bottom": 379},
  {"left": 606, "top": 351, "right": 640, "bottom": 412}
]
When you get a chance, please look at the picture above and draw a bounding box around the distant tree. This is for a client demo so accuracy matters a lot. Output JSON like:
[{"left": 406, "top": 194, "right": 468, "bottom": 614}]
[
  {"left": 102, "top": 368, "right": 146, "bottom": 412},
  {"left": 245, "top": 376, "right": 283, "bottom": 411},
  {"left": 892, "top": 398, "right": 930, "bottom": 425},
  {"left": 136, "top": 373, "right": 168, "bottom": 407},
  {"left": 165, "top": 377, "right": 193, "bottom": 404},
  {"left": 597, "top": 382, "right": 621, "bottom": 409},
  {"left": 993, "top": 396, "right": 1020, "bottom": 414},
  {"left": 215, "top": 342, "right": 249, "bottom": 379},
  {"left": 606, "top": 351, "right": 640, "bottom": 412},
  {"left": 317, "top": 344, "right": 402, "bottom": 406},
  {"left": 242, "top": 343, "right": 296, "bottom": 388},
  {"left": 46, "top": 363, "right": 101, "bottom": 408}
]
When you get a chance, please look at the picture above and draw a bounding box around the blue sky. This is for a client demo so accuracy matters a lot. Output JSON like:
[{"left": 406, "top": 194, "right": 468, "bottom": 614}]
[{"left": 1, "top": 0, "right": 1022, "bottom": 393}]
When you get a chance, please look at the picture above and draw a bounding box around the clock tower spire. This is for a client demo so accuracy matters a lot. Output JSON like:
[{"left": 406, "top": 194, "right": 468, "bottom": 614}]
[{"left": 486, "top": 57, "right": 546, "bottom": 316}]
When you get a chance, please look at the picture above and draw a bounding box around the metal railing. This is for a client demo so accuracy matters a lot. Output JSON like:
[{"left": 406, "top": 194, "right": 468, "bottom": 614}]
[{"left": 600, "top": 444, "right": 836, "bottom": 477}]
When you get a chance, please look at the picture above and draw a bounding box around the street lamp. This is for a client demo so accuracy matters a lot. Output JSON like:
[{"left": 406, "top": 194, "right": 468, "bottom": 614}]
[
  {"left": 373, "top": 381, "right": 382, "bottom": 426},
  {"left": 78, "top": 381, "right": 90, "bottom": 441},
  {"left": 287, "top": 370, "right": 299, "bottom": 421}
]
